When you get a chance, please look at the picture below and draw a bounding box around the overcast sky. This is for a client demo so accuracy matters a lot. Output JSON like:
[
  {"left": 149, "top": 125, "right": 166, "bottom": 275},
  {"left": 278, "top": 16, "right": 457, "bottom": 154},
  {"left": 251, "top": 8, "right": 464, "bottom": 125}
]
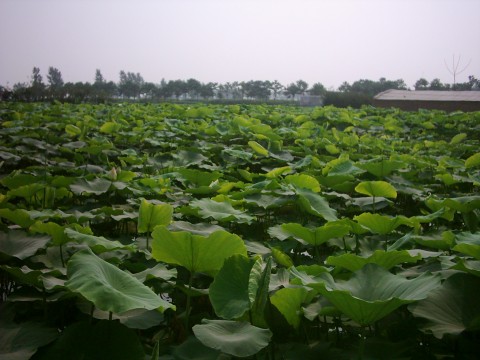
[{"left": 1, "top": 0, "right": 479, "bottom": 90}]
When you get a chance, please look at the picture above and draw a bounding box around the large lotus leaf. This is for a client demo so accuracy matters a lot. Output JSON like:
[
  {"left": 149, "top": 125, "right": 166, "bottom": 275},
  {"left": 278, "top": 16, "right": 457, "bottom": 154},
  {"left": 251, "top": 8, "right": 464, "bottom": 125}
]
[
  {"left": 64, "top": 228, "right": 132, "bottom": 253},
  {"left": 130, "top": 263, "right": 177, "bottom": 283},
  {"left": 209, "top": 255, "right": 258, "bottom": 319},
  {"left": 409, "top": 273, "right": 480, "bottom": 338},
  {"left": 265, "top": 166, "right": 292, "bottom": 178},
  {"left": 168, "top": 221, "right": 225, "bottom": 236},
  {"left": 354, "top": 213, "right": 409, "bottom": 235},
  {"left": 7, "top": 183, "right": 44, "bottom": 200},
  {"left": 248, "top": 140, "right": 269, "bottom": 156},
  {"left": 359, "top": 159, "right": 406, "bottom": 178},
  {"left": 465, "top": 152, "right": 480, "bottom": 169},
  {"left": 270, "top": 287, "right": 309, "bottom": 329},
  {"left": 0, "top": 230, "right": 50, "bottom": 261},
  {"left": 326, "top": 250, "right": 422, "bottom": 272},
  {"left": 190, "top": 198, "right": 254, "bottom": 224},
  {"left": 292, "top": 263, "right": 441, "bottom": 325},
  {"left": 285, "top": 174, "right": 321, "bottom": 192},
  {"left": 151, "top": 225, "right": 247, "bottom": 275},
  {"left": 76, "top": 301, "right": 163, "bottom": 329},
  {"left": 172, "top": 149, "right": 208, "bottom": 167},
  {"left": 34, "top": 320, "right": 145, "bottom": 360},
  {"left": 451, "top": 259, "right": 480, "bottom": 277},
  {"left": 193, "top": 319, "right": 272, "bottom": 357},
  {"left": 176, "top": 169, "right": 222, "bottom": 187},
  {"left": 296, "top": 188, "right": 338, "bottom": 221},
  {"left": 452, "top": 232, "right": 480, "bottom": 259},
  {"left": 172, "top": 336, "right": 222, "bottom": 360},
  {"left": 30, "top": 221, "right": 69, "bottom": 246},
  {"left": 271, "top": 247, "right": 294, "bottom": 268},
  {"left": 271, "top": 222, "right": 350, "bottom": 247},
  {"left": 66, "top": 248, "right": 174, "bottom": 313},
  {"left": 355, "top": 181, "right": 397, "bottom": 199},
  {"left": 0, "top": 208, "right": 35, "bottom": 228},
  {"left": 70, "top": 178, "right": 112, "bottom": 195},
  {"left": 243, "top": 193, "right": 290, "bottom": 209},
  {"left": 137, "top": 199, "right": 173, "bottom": 233},
  {"left": 0, "top": 318, "right": 58, "bottom": 360}
]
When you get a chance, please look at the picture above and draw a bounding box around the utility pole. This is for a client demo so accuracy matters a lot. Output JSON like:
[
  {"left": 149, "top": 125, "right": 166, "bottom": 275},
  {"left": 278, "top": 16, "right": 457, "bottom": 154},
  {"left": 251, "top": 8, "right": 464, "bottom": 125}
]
[{"left": 444, "top": 54, "right": 471, "bottom": 90}]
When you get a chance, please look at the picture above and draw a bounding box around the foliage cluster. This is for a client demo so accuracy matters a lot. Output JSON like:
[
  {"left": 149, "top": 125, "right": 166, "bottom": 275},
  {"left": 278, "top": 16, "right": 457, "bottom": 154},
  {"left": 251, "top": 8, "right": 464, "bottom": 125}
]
[{"left": 1, "top": 102, "right": 480, "bottom": 359}]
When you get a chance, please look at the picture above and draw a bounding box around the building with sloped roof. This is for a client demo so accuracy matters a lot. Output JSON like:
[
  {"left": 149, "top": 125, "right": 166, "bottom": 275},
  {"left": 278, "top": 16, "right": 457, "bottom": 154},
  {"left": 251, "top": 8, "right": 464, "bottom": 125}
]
[{"left": 373, "top": 89, "right": 480, "bottom": 112}]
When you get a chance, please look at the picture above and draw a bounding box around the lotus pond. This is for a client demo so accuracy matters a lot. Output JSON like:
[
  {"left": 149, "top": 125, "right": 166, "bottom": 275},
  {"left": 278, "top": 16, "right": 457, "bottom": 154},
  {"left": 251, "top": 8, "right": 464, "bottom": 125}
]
[{"left": 1, "top": 102, "right": 480, "bottom": 359}]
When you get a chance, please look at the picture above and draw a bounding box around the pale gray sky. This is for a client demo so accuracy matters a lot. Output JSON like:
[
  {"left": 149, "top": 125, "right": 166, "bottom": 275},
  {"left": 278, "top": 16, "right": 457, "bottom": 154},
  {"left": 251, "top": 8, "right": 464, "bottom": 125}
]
[{"left": 1, "top": 0, "right": 479, "bottom": 89}]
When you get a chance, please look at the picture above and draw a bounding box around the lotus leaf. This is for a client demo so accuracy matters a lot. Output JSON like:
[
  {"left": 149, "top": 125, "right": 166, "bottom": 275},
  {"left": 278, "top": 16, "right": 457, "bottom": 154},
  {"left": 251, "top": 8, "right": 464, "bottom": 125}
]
[
  {"left": 66, "top": 248, "right": 174, "bottom": 313},
  {"left": 151, "top": 225, "right": 247, "bottom": 275},
  {"left": 193, "top": 319, "right": 272, "bottom": 357},
  {"left": 292, "top": 263, "right": 441, "bottom": 325}
]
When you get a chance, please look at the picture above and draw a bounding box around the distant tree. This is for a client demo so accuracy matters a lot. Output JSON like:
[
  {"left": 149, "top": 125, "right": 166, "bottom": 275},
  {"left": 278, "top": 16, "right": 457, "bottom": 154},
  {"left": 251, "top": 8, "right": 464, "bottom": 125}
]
[
  {"left": 186, "top": 78, "right": 202, "bottom": 99},
  {"left": 30, "top": 67, "right": 45, "bottom": 101},
  {"left": 244, "top": 80, "right": 271, "bottom": 100},
  {"left": 284, "top": 83, "right": 300, "bottom": 99},
  {"left": 199, "top": 82, "right": 217, "bottom": 99},
  {"left": 338, "top": 81, "right": 351, "bottom": 92},
  {"left": 141, "top": 82, "right": 159, "bottom": 100},
  {"left": 414, "top": 78, "right": 429, "bottom": 90},
  {"left": 94, "top": 69, "right": 105, "bottom": 84},
  {"left": 295, "top": 80, "right": 309, "bottom": 95},
  {"left": 64, "top": 82, "right": 91, "bottom": 103},
  {"left": 308, "top": 82, "right": 327, "bottom": 96},
  {"left": 269, "top": 80, "right": 284, "bottom": 100},
  {"left": 12, "top": 82, "right": 31, "bottom": 101},
  {"left": 118, "top": 71, "right": 144, "bottom": 99},
  {"left": 47, "top": 67, "right": 64, "bottom": 99},
  {"left": 429, "top": 78, "right": 448, "bottom": 90}
]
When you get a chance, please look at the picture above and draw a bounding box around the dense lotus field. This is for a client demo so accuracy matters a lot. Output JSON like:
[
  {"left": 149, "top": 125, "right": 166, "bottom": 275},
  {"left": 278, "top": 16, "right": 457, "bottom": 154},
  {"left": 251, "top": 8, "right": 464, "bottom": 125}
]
[{"left": 1, "top": 101, "right": 480, "bottom": 359}]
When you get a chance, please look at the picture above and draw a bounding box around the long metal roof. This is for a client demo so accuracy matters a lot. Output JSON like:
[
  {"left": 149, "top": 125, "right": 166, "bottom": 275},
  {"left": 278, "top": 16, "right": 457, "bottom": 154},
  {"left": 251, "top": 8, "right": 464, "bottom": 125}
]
[{"left": 374, "top": 89, "right": 480, "bottom": 102}]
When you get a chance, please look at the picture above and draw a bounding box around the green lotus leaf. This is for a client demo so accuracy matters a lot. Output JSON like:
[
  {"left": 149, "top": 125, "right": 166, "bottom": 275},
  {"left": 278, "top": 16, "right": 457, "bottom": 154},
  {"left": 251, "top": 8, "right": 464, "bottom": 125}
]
[
  {"left": 7, "top": 183, "right": 44, "bottom": 200},
  {"left": 292, "top": 263, "right": 441, "bottom": 325},
  {"left": 30, "top": 221, "right": 69, "bottom": 246},
  {"left": 450, "top": 132, "right": 467, "bottom": 145},
  {"left": 326, "top": 250, "right": 422, "bottom": 272},
  {"left": 151, "top": 225, "right": 247, "bottom": 275},
  {"left": 265, "top": 166, "right": 291, "bottom": 178},
  {"left": 66, "top": 248, "right": 174, "bottom": 313},
  {"left": 33, "top": 320, "right": 145, "bottom": 360},
  {"left": 409, "top": 273, "right": 480, "bottom": 338},
  {"left": 465, "top": 152, "right": 480, "bottom": 169},
  {"left": 0, "top": 230, "right": 50, "bottom": 261},
  {"left": 70, "top": 178, "right": 112, "bottom": 195},
  {"left": 453, "top": 232, "right": 480, "bottom": 259},
  {"left": 172, "top": 336, "right": 222, "bottom": 360},
  {"left": 354, "top": 213, "right": 408, "bottom": 235},
  {"left": 209, "top": 254, "right": 259, "bottom": 319},
  {"left": 137, "top": 199, "right": 173, "bottom": 233},
  {"left": 271, "top": 247, "right": 294, "bottom": 268},
  {"left": 0, "top": 208, "right": 35, "bottom": 228},
  {"left": 64, "top": 228, "right": 132, "bottom": 253},
  {"left": 451, "top": 259, "right": 480, "bottom": 277},
  {"left": 100, "top": 121, "right": 122, "bottom": 134},
  {"left": 359, "top": 159, "right": 406, "bottom": 178},
  {"left": 0, "top": 318, "right": 58, "bottom": 360},
  {"left": 193, "top": 319, "right": 272, "bottom": 357},
  {"left": 65, "top": 124, "right": 82, "bottom": 137},
  {"left": 190, "top": 198, "right": 254, "bottom": 224},
  {"left": 248, "top": 140, "right": 269, "bottom": 156},
  {"left": 355, "top": 181, "right": 397, "bottom": 199},
  {"left": 130, "top": 263, "right": 177, "bottom": 283},
  {"left": 272, "top": 222, "right": 350, "bottom": 247},
  {"left": 243, "top": 193, "right": 290, "bottom": 209},
  {"left": 296, "top": 188, "right": 338, "bottom": 221},
  {"left": 168, "top": 221, "right": 225, "bottom": 236},
  {"left": 285, "top": 173, "right": 321, "bottom": 192},
  {"left": 270, "top": 287, "right": 309, "bottom": 329}
]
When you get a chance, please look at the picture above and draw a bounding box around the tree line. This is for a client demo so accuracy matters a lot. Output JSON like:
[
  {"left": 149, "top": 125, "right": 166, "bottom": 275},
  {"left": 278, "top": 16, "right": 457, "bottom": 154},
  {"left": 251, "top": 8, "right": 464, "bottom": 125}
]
[{"left": 1, "top": 66, "right": 479, "bottom": 105}]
